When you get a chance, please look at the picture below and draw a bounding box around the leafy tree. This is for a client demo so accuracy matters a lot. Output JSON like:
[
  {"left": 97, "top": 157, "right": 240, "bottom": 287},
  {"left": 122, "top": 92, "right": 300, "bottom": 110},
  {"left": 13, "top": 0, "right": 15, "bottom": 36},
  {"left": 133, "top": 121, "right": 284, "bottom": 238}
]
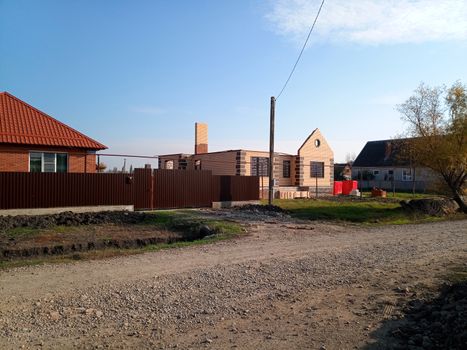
[{"left": 397, "top": 82, "right": 466, "bottom": 212}]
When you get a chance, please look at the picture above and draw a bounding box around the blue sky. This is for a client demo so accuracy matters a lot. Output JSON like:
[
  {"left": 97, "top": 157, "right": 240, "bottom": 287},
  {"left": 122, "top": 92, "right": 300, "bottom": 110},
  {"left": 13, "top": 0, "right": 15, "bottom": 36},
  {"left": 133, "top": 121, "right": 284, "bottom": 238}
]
[{"left": 1, "top": 0, "right": 466, "bottom": 169}]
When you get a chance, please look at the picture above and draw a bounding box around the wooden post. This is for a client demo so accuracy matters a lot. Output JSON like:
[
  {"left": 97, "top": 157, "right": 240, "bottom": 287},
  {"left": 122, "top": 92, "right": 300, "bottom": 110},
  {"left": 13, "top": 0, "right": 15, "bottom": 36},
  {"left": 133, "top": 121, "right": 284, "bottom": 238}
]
[
  {"left": 268, "top": 96, "right": 275, "bottom": 205},
  {"left": 315, "top": 175, "right": 318, "bottom": 198}
]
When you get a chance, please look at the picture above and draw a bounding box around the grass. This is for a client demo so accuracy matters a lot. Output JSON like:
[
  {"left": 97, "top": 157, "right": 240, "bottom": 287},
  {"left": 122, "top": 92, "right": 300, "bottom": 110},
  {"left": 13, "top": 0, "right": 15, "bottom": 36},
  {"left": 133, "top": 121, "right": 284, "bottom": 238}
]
[
  {"left": 3, "top": 225, "right": 76, "bottom": 240},
  {"left": 0, "top": 210, "right": 244, "bottom": 270},
  {"left": 360, "top": 191, "right": 440, "bottom": 200},
  {"left": 141, "top": 210, "right": 243, "bottom": 234},
  {"left": 0, "top": 229, "right": 240, "bottom": 270},
  {"left": 271, "top": 198, "right": 450, "bottom": 225}
]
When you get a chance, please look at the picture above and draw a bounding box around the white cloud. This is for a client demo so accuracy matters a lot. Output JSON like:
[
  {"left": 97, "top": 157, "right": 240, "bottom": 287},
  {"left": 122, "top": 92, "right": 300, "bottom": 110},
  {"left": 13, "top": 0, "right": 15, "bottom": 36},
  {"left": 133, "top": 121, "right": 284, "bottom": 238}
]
[
  {"left": 266, "top": 0, "right": 467, "bottom": 45},
  {"left": 129, "top": 106, "right": 166, "bottom": 115}
]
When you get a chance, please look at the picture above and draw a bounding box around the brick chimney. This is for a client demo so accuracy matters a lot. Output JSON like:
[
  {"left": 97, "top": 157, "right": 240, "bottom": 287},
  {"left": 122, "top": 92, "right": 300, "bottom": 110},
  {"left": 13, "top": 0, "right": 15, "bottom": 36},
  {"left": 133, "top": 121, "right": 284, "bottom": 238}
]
[{"left": 195, "top": 122, "right": 208, "bottom": 154}]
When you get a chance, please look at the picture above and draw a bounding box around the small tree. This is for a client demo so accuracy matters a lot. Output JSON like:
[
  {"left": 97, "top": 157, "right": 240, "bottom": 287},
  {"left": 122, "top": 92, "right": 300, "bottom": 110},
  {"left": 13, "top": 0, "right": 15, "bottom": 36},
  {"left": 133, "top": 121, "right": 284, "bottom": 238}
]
[
  {"left": 397, "top": 82, "right": 467, "bottom": 212},
  {"left": 96, "top": 162, "right": 107, "bottom": 172}
]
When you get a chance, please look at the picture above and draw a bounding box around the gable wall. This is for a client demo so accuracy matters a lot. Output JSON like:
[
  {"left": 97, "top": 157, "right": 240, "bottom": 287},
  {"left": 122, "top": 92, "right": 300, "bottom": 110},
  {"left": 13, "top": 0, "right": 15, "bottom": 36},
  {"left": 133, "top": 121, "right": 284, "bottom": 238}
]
[{"left": 297, "top": 129, "right": 334, "bottom": 188}]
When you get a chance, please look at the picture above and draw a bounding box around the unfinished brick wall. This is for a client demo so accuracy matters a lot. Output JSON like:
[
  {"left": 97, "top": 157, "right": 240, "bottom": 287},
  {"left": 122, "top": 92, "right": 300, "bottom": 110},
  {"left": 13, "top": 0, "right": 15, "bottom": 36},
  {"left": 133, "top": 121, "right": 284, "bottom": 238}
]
[{"left": 195, "top": 122, "right": 208, "bottom": 154}]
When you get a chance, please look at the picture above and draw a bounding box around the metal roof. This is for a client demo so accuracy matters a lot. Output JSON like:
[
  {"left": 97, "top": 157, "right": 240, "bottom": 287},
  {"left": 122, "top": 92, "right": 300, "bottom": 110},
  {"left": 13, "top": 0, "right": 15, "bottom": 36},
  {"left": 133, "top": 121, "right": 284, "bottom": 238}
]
[{"left": 0, "top": 92, "right": 107, "bottom": 150}]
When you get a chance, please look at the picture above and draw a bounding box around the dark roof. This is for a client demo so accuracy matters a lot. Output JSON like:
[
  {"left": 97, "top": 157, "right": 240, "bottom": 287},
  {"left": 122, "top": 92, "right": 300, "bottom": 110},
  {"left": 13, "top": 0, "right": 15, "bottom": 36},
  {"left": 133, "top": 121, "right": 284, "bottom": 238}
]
[
  {"left": 353, "top": 139, "right": 411, "bottom": 167},
  {"left": 0, "top": 92, "right": 107, "bottom": 150}
]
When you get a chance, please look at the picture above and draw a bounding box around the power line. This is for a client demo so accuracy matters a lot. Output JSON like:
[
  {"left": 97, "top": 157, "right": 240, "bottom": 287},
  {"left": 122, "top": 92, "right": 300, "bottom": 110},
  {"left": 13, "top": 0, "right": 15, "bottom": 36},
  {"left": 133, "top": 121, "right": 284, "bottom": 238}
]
[{"left": 276, "top": 0, "right": 325, "bottom": 100}]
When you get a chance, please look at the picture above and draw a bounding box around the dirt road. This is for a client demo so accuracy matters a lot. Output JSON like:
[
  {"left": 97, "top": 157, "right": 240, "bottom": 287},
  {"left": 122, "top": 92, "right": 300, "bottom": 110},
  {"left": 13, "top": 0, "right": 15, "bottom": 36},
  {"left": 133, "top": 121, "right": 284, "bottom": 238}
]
[{"left": 0, "top": 217, "right": 466, "bottom": 349}]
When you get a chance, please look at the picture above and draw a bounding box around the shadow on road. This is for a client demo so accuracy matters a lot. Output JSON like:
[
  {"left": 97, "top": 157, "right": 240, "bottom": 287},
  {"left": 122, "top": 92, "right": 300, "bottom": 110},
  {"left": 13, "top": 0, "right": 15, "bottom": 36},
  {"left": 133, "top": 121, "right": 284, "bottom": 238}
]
[{"left": 363, "top": 281, "right": 467, "bottom": 350}]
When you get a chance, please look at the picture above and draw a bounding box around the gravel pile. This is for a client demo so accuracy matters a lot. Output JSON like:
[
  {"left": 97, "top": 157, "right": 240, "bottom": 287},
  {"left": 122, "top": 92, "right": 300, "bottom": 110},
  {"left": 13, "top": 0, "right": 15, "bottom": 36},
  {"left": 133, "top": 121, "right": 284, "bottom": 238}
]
[
  {"left": 0, "top": 211, "right": 147, "bottom": 231},
  {"left": 391, "top": 281, "right": 467, "bottom": 349}
]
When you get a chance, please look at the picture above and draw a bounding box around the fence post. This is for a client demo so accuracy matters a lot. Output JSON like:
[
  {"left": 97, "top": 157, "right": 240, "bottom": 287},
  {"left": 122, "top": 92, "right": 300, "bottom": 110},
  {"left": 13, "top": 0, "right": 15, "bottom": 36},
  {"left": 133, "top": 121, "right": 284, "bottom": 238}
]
[{"left": 150, "top": 169, "right": 154, "bottom": 210}]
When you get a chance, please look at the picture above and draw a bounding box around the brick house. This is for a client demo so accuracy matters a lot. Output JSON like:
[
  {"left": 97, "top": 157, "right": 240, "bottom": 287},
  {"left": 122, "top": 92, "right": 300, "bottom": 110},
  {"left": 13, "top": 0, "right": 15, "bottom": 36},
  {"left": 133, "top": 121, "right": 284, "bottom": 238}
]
[
  {"left": 0, "top": 92, "right": 107, "bottom": 173},
  {"left": 159, "top": 123, "right": 334, "bottom": 196}
]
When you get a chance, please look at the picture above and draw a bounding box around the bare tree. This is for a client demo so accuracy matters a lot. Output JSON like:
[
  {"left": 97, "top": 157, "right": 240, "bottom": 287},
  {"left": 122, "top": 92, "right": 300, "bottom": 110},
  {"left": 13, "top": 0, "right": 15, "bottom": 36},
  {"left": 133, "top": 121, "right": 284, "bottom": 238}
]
[
  {"left": 397, "top": 82, "right": 466, "bottom": 212},
  {"left": 345, "top": 152, "right": 356, "bottom": 164}
]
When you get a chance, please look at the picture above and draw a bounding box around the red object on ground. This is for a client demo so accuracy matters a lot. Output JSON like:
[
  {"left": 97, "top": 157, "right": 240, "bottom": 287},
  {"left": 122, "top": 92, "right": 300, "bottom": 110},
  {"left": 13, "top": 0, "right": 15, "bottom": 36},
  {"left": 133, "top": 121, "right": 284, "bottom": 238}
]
[
  {"left": 333, "top": 181, "right": 343, "bottom": 195},
  {"left": 342, "top": 180, "right": 358, "bottom": 195}
]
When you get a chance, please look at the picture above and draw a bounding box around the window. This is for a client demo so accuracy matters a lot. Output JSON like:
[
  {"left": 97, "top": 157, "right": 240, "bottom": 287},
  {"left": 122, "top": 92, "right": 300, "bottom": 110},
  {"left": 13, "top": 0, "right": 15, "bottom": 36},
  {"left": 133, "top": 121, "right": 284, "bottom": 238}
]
[
  {"left": 373, "top": 170, "right": 380, "bottom": 176},
  {"left": 29, "top": 152, "right": 42, "bottom": 172},
  {"left": 314, "top": 139, "right": 321, "bottom": 147},
  {"left": 283, "top": 160, "right": 291, "bottom": 178},
  {"left": 194, "top": 160, "right": 202, "bottom": 170},
  {"left": 178, "top": 159, "right": 187, "bottom": 170},
  {"left": 165, "top": 160, "right": 174, "bottom": 169},
  {"left": 310, "top": 161, "right": 324, "bottom": 178},
  {"left": 56, "top": 154, "right": 68, "bottom": 173},
  {"left": 251, "top": 157, "right": 269, "bottom": 176},
  {"left": 29, "top": 152, "right": 68, "bottom": 173},
  {"left": 402, "top": 168, "right": 413, "bottom": 181}
]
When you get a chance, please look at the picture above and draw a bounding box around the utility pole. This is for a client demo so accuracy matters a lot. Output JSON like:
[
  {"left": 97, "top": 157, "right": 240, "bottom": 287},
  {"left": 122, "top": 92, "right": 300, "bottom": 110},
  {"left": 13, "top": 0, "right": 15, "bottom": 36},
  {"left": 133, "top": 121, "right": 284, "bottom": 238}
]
[{"left": 268, "top": 96, "right": 275, "bottom": 205}]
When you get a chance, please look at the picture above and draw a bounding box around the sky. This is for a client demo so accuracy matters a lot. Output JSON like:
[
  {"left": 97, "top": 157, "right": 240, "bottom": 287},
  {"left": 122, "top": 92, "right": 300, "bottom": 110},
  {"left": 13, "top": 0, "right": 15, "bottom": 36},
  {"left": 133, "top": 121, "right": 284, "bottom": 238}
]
[{"left": 1, "top": 0, "right": 466, "bottom": 169}]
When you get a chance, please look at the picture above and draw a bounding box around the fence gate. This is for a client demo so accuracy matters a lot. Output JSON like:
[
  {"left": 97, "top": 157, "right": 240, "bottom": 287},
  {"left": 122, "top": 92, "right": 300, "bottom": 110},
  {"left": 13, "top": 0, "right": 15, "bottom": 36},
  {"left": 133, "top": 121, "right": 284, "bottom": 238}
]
[
  {"left": 133, "top": 168, "right": 153, "bottom": 210},
  {"left": 152, "top": 169, "right": 213, "bottom": 209}
]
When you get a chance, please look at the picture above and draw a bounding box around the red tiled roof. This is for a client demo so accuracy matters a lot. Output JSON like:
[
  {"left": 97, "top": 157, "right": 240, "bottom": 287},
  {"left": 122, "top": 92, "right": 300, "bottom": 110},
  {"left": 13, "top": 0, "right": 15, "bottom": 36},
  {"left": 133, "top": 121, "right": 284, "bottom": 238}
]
[{"left": 0, "top": 92, "right": 107, "bottom": 150}]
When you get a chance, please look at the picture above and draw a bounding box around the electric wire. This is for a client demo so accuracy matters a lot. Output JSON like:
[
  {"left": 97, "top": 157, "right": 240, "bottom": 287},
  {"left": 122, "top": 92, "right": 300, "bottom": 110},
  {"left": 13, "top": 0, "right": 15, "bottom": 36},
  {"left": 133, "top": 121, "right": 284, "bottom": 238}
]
[{"left": 276, "top": 0, "right": 325, "bottom": 100}]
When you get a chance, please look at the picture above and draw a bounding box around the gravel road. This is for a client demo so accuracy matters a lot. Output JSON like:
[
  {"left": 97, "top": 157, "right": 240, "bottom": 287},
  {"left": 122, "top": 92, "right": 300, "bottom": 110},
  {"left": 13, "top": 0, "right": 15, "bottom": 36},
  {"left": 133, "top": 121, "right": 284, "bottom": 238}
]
[{"left": 0, "top": 216, "right": 466, "bottom": 349}]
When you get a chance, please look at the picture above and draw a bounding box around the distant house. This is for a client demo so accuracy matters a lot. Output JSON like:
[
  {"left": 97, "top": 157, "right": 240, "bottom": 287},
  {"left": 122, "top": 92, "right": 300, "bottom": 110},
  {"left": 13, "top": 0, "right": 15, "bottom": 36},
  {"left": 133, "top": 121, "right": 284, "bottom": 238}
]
[
  {"left": 334, "top": 162, "right": 352, "bottom": 180},
  {"left": 0, "top": 92, "right": 107, "bottom": 173},
  {"left": 352, "top": 138, "right": 438, "bottom": 192},
  {"left": 159, "top": 123, "right": 334, "bottom": 195}
]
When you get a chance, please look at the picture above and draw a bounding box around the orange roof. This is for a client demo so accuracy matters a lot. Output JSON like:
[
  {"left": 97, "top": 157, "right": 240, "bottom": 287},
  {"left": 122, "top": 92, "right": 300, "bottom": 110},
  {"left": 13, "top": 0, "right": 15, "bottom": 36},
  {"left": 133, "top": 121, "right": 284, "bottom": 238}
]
[{"left": 0, "top": 92, "right": 107, "bottom": 150}]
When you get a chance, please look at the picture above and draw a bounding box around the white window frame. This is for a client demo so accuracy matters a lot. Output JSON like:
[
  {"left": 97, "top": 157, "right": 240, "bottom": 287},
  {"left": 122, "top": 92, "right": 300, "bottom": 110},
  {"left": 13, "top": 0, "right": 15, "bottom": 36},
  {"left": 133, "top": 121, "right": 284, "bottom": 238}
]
[
  {"left": 402, "top": 168, "right": 413, "bottom": 181},
  {"left": 28, "top": 151, "right": 68, "bottom": 173},
  {"left": 165, "top": 160, "right": 174, "bottom": 170}
]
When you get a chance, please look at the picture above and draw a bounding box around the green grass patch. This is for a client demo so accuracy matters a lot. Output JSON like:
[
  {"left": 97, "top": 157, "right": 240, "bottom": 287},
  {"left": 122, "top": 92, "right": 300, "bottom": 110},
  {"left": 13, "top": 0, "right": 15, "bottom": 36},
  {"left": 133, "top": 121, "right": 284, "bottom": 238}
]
[
  {"left": 0, "top": 228, "right": 242, "bottom": 270},
  {"left": 3, "top": 226, "right": 38, "bottom": 239},
  {"left": 0, "top": 210, "right": 244, "bottom": 270},
  {"left": 271, "top": 199, "right": 446, "bottom": 225},
  {"left": 141, "top": 210, "right": 242, "bottom": 235},
  {"left": 361, "top": 191, "right": 441, "bottom": 200}
]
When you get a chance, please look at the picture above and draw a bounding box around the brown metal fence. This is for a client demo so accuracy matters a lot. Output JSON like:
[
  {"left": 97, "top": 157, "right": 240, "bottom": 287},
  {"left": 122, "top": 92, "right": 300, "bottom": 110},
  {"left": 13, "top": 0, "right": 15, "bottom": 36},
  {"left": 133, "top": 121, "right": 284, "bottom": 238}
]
[
  {"left": 153, "top": 170, "right": 213, "bottom": 209},
  {"left": 0, "top": 172, "right": 133, "bottom": 209},
  {"left": 0, "top": 170, "right": 259, "bottom": 210},
  {"left": 212, "top": 175, "right": 260, "bottom": 202}
]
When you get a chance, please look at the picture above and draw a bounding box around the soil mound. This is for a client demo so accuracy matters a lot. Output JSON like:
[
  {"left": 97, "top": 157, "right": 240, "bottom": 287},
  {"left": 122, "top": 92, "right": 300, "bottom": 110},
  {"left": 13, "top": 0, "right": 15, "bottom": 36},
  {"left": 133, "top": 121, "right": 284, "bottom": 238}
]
[
  {"left": 0, "top": 211, "right": 147, "bottom": 231},
  {"left": 234, "top": 204, "right": 289, "bottom": 216},
  {"left": 400, "top": 198, "right": 459, "bottom": 216}
]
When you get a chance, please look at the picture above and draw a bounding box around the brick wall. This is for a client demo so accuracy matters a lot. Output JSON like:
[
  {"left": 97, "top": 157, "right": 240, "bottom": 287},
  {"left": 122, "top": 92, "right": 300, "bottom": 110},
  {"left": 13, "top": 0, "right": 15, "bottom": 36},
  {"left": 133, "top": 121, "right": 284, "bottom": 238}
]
[{"left": 0, "top": 145, "right": 96, "bottom": 173}]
